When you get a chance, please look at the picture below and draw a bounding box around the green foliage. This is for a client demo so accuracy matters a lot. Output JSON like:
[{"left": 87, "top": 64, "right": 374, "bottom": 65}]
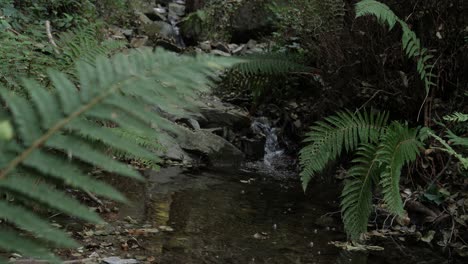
[
  {"left": 0, "top": 48, "right": 235, "bottom": 260},
  {"left": 111, "top": 127, "right": 164, "bottom": 170},
  {"left": 0, "top": 30, "right": 54, "bottom": 90},
  {"left": 300, "top": 110, "right": 427, "bottom": 239},
  {"left": 428, "top": 131, "right": 468, "bottom": 170},
  {"left": 300, "top": 110, "right": 389, "bottom": 189},
  {"left": 55, "top": 24, "right": 126, "bottom": 74},
  {"left": 443, "top": 112, "right": 468, "bottom": 123},
  {"left": 356, "top": 0, "right": 437, "bottom": 94},
  {"left": 0, "top": 23, "right": 124, "bottom": 91},
  {"left": 270, "top": 0, "right": 345, "bottom": 53},
  {"left": 221, "top": 53, "right": 310, "bottom": 99}
]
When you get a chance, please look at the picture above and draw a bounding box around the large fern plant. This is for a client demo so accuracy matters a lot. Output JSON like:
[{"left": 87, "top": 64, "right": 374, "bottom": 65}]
[
  {"left": 220, "top": 53, "right": 311, "bottom": 99},
  {"left": 356, "top": 0, "right": 437, "bottom": 95},
  {"left": 0, "top": 48, "right": 235, "bottom": 262},
  {"left": 300, "top": 110, "right": 428, "bottom": 239}
]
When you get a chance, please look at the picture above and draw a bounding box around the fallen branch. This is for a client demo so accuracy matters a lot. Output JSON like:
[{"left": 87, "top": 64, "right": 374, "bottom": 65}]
[{"left": 45, "top": 20, "right": 60, "bottom": 54}]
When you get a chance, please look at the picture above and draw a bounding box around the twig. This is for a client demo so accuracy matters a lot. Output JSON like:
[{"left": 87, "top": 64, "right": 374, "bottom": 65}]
[
  {"left": 355, "top": 90, "right": 382, "bottom": 113},
  {"left": 428, "top": 156, "right": 452, "bottom": 186},
  {"left": 85, "top": 190, "right": 104, "bottom": 206},
  {"left": 45, "top": 20, "right": 60, "bottom": 54}
]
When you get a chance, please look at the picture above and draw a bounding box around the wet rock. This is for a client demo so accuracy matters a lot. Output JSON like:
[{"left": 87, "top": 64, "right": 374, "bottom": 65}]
[
  {"left": 130, "top": 35, "right": 149, "bottom": 48},
  {"left": 246, "top": 39, "right": 257, "bottom": 49},
  {"left": 210, "top": 49, "right": 231, "bottom": 57},
  {"left": 155, "top": 39, "right": 182, "bottom": 52},
  {"left": 177, "top": 129, "right": 244, "bottom": 168},
  {"left": 194, "top": 96, "right": 251, "bottom": 130},
  {"left": 240, "top": 137, "right": 265, "bottom": 160},
  {"left": 199, "top": 41, "right": 211, "bottom": 52},
  {"left": 232, "top": 44, "right": 245, "bottom": 55},
  {"left": 157, "top": 136, "right": 194, "bottom": 164},
  {"left": 139, "top": 21, "right": 175, "bottom": 40},
  {"left": 213, "top": 42, "right": 230, "bottom": 53},
  {"left": 177, "top": 117, "right": 201, "bottom": 130},
  {"left": 102, "top": 256, "right": 139, "bottom": 264},
  {"left": 194, "top": 96, "right": 251, "bottom": 129},
  {"left": 135, "top": 11, "right": 152, "bottom": 25},
  {"left": 168, "top": 3, "right": 186, "bottom": 17},
  {"left": 122, "top": 29, "right": 134, "bottom": 38},
  {"left": 146, "top": 8, "right": 167, "bottom": 21}
]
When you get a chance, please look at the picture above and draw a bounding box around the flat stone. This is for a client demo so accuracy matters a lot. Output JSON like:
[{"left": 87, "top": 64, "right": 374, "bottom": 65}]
[
  {"left": 232, "top": 44, "right": 245, "bottom": 55},
  {"left": 168, "top": 3, "right": 186, "bottom": 17},
  {"left": 139, "top": 21, "right": 175, "bottom": 40},
  {"left": 130, "top": 35, "right": 149, "bottom": 48},
  {"left": 210, "top": 49, "right": 231, "bottom": 57},
  {"left": 199, "top": 41, "right": 211, "bottom": 52},
  {"left": 135, "top": 11, "right": 152, "bottom": 25},
  {"left": 102, "top": 256, "right": 139, "bottom": 264},
  {"left": 213, "top": 42, "right": 230, "bottom": 53}
]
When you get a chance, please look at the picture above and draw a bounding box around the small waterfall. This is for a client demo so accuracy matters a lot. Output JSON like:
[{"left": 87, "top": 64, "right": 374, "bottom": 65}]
[
  {"left": 168, "top": 0, "right": 186, "bottom": 48},
  {"left": 251, "top": 117, "right": 284, "bottom": 167},
  {"left": 154, "top": 0, "right": 186, "bottom": 48}
]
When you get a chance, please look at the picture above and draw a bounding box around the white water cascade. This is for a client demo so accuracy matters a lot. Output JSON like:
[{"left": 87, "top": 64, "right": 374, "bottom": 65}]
[{"left": 251, "top": 117, "right": 284, "bottom": 167}]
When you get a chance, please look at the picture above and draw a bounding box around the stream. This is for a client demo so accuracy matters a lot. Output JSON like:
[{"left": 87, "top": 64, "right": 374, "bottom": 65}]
[
  {"left": 112, "top": 121, "right": 449, "bottom": 264},
  {"left": 44, "top": 120, "right": 453, "bottom": 263},
  {"left": 117, "top": 167, "right": 448, "bottom": 264}
]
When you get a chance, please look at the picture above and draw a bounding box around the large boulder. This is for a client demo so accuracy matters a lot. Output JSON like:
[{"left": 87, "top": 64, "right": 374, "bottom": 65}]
[
  {"left": 157, "top": 125, "right": 244, "bottom": 169},
  {"left": 179, "top": 129, "right": 244, "bottom": 169},
  {"left": 194, "top": 96, "right": 251, "bottom": 129}
]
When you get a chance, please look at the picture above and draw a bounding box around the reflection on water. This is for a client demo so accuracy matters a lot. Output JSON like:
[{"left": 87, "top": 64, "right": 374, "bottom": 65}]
[{"left": 120, "top": 167, "right": 449, "bottom": 264}]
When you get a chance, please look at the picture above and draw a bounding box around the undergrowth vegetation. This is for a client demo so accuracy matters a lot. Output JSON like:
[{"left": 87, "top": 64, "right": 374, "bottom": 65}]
[
  {"left": 0, "top": 0, "right": 466, "bottom": 260},
  {"left": 0, "top": 48, "right": 234, "bottom": 261},
  {"left": 299, "top": 0, "right": 467, "bottom": 241}
]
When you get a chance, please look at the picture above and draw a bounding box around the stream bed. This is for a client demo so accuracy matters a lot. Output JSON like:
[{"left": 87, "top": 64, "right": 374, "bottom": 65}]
[{"left": 115, "top": 167, "right": 450, "bottom": 264}]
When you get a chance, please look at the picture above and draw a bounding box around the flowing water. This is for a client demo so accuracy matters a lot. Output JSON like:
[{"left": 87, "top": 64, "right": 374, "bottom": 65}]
[
  {"left": 118, "top": 167, "right": 449, "bottom": 264},
  {"left": 116, "top": 118, "right": 450, "bottom": 263},
  {"left": 251, "top": 117, "right": 284, "bottom": 167}
]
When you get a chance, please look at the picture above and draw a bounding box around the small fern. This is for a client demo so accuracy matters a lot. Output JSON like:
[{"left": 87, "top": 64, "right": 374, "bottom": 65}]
[
  {"left": 429, "top": 130, "right": 468, "bottom": 170},
  {"left": 0, "top": 30, "right": 54, "bottom": 89},
  {"left": 55, "top": 24, "right": 126, "bottom": 73},
  {"left": 111, "top": 127, "right": 164, "bottom": 170},
  {"left": 0, "top": 48, "right": 235, "bottom": 261},
  {"left": 221, "top": 53, "right": 311, "bottom": 99},
  {"left": 300, "top": 110, "right": 389, "bottom": 189},
  {"left": 356, "top": 0, "right": 437, "bottom": 94},
  {"left": 300, "top": 110, "right": 427, "bottom": 239},
  {"left": 443, "top": 112, "right": 468, "bottom": 123}
]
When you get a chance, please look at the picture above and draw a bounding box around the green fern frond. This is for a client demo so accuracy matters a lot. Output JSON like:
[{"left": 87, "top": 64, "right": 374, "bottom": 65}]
[
  {"left": 443, "top": 112, "right": 468, "bottom": 123},
  {"left": 428, "top": 130, "right": 468, "bottom": 169},
  {"left": 302, "top": 110, "right": 428, "bottom": 240},
  {"left": 110, "top": 127, "right": 163, "bottom": 169},
  {"left": 231, "top": 53, "right": 310, "bottom": 76},
  {"left": 377, "top": 122, "right": 423, "bottom": 215},
  {"left": 300, "top": 109, "right": 389, "bottom": 190},
  {"left": 356, "top": 0, "right": 436, "bottom": 94},
  {"left": 221, "top": 53, "right": 310, "bottom": 99},
  {"left": 341, "top": 144, "right": 381, "bottom": 239},
  {"left": 0, "top": 30, "right": 54, "bottom": 89},
  {"left": 56, "top": 24, "right": 126, "bottom": 70},
  {"left": 356, "top": 0, "right": 398, "bottom": 29},
  {"left": 0, "top": 48, "right": 236, "bottom": 260}
]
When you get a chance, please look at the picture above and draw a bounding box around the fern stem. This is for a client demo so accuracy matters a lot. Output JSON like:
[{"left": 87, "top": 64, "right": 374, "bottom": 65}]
[{"left": 0, "top": 78, "right": 134, "bottom": 180}]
